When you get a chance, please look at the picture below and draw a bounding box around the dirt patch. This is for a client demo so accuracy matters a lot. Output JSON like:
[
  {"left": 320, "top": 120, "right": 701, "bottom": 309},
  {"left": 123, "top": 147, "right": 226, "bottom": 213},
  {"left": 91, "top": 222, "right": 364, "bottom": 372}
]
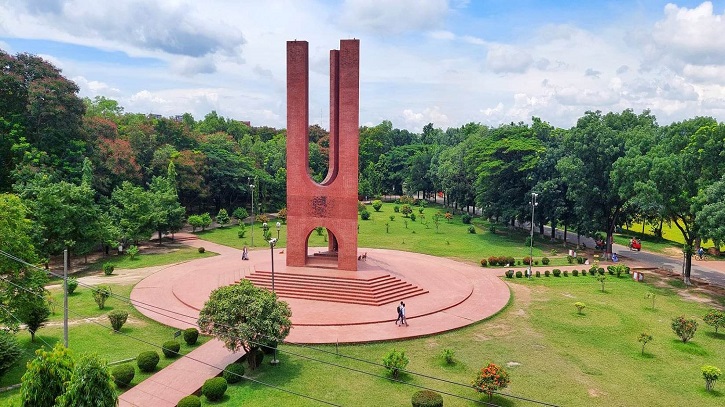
[
  {"left": 648, "top": 269, "right": 725, "bottom": 309},
  {"left": 425, "top": 338, "right": 439, "bottom": 349},
  {"left": 588, "top": 388, "right": 607, "bottom": 398}
]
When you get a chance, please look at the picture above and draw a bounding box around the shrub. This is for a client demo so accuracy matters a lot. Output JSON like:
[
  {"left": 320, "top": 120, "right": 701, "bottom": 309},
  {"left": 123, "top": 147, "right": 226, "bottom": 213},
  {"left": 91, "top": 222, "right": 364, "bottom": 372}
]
[
  {"left": 703, "top": 309, "right": 724, "bottom": 334},
  {"left": 202, "top": 377, "right": 228, "bottom": 402},
  {"left": 576, "top": 256, "right": 586, "bottom": 264},
  {"left": 255, "top": 214, "right": 268, "bottom": 224},
  {"left": 574, "top": 302, "right": 586, "bottom": 314},
  {"left": 382, "top": 349, "right": 409, "bottom": 379},
  {"left": 563, "top": 270, "right": 569, "bottom": 277},
  {"left": 552, "top": 269, "right": 561, "bottom": 277},
  {"left": 66, "top": 277, "right": 78, "bottom": 294},
  {"left": 489, "top": 225, "right": 497, "bottom": 234},
  {"left": 198, "top": 247, "right": 205, "bottom": 253},
  {"left": 461, "top": 213, "right": 472, "bottom": 224},
  {"left": 542, "top": 257, "right": 550, "bottom": 265},
  {"left": 389, "top": 215, "right": 395, "bottom": 221},
  {"left": 480, "top": 259, "right": 487, "bottom": 267},
  {"left": 522, "top": 256, "right": 532, "bottom": 266},
  {"left": 702, "top": 365, "right": 721, "bottom": 391},
  {"left": 608, "top": 266, "right": 615, "bottom": 275},
  {"left": 401, "top": 204, "right": 412, "bottom": 217},
  {"left": 566, "top": 255, "right": 574, "bottom": 264},
  {"left": 216, "top": 208, "right": 230, "bottom": 227},
  {"left": 232, "top": 207, "right": 249, "bottom": 221},
  {"left": 442, "top": 349, "right": 455, "bottom": 365},
  {"left": 535, "top": 271, "right": 540, "bottom": 277},
  {"left": 127, "top": 245, "right": 139, "bottom": 260},
  {"left": 136, "top": 351, "right": 160, "bottom": 373},
  {"left": 162, "top": 340, "right": 181, "bottom": 358},
  {"left": 394, "top": 205, "right": 400, "bottom": 213},
  {"left": 183, "top": 328, "right": 199, "bottom": 345},
  {"left": 188, "top": 215, "right": 203, "bottom": 232},
  {"left": 410, "top": 213, "right": 417, "bottom": 222},
  {"left": 177, "top": 395, "right": 201, "bottom": 407},
  {"left": 572, "top": 269, "right": 579, "bottom": 276},
  {"left": 372, "top": 200, "right": 383, "bottom": 211},
  {"left": 360, "top": 210, "right": 371, "bottom": 220},
  {"left": 598, "top": 267, "right": 605, "bottom": 275},
  {"left": 505, "top": 256, "right": 515, "bottom": 266},
  {"left": 515, "top": 271, "right": 523, "bottom": 278},
  {"left": 237, "top": 224, "right": 247, "bottom": 238},
  {"left": 103, "top": 263, "right": 115, "bottom": 276},
  {"left": 671, "top": 316, "right": 698, "bottom": 343},
  {"left": 505, "top": 270, "right": 514, "bottom": 278},
  {"left": 0, "top": 331, "right": 22, "bottom": 380},
  {"left": 638, "top": 333, "right": 653, "bottom": 355},
  {"left": 111, "top": 364, "right": 135, "bottom": 388},
  {"left": 93, "top": 285, "right": 112, "bottom": 310},
  {"left": 466, "top": 225, "right": 475, "bottom": 234},
  {"left": 544, "top": 270, "right": 550, "bottom": 277},
  {"left": 108, "top": 310, "right": 128, "bottom": 332},
  {"left": 223, "top": 362, "right": 245, "bottom": 384},
  {"left": 534, "top": 260, "right": 539, "bottom": 265},
  {"left": 412, "top": 390, "right": 444, "bottom": 407},
  {"left": 357, "top": 200, "right": 366, "bottom": 213},
  {"left": 472, "top": 363, "right": 510, "bottom": 401},
  {"left": 444, "top": 212, "right": 453, "bottom": 222},
  {"left": 596, "top": 275, "right": 607, "bottom": 292},
  {"left": 488, "top": 256, "right": 498, "bottom": 266},
  {"left": 589, "top": 265, "right": 598, "bottom": 276}
]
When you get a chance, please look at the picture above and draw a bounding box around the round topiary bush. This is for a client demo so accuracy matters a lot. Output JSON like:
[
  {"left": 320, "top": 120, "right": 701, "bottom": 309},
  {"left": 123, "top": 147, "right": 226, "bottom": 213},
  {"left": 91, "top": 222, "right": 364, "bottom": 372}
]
[
  {"left": 360, "top": 210, "right": 371, "bottom": 220},
  {"left": 572, "top": 269, "right": 579, "bottom": 276},
  {"left": 108, "top": 310, "right": 129, "bottom": 332},
  {"left": 480, "top": 259, "right": 487, "bottom": 267},
  {"left": 515, "top": 271, "right": 523, "bottom": 278},
  {"left": 461, "top": 213, "right": 472, "bottom": 224},
  {"left": 535, "top": 271, "right": 541, "bottom": 277},
  {"left": 66, "top": 277, "right": 78, "bottom": 294},
  {"left": 542, "top": 257, "right": 550, "bottom": 265},
  {"left": 505, "top": 270, "right": 514, "bottom": 278},
  {"left": 552, "top": 269, "right": 561, "bottom": 277},
  {"left": 183, "top": 328, "right": 199, "bottom": 345},
  {"left": 202, "top": 377, "right": 228, "bottom": 402},
  {"left": 412, "top": 389, "right": 443, "bottom": 407},
  {"left": 177, "top": 395, "right": 201, "bottom": 407},
  {"left": 111, "top": 364, "right": 135, "bottom": 388},
  {"left": 162, "top": 340, "right": 181, "bottom": 358},
  {"left": 544, "top": 270, "right": 550, "bottom": 277},
  {"left": 223, "top": 362, "right": 245, "bottom": 384},
  {"left": 198, "top": 247, "right": 205, "bottom": 253},
  {"left": 137, "top": 351, "right": 160, "bottom": 373}
]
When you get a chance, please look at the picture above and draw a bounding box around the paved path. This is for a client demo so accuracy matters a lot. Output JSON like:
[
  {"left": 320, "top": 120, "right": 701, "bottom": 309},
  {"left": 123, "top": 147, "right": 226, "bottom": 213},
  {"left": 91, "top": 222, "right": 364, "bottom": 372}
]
[{"left": 120, "top": 233, "right": 510, "bottom": 406}]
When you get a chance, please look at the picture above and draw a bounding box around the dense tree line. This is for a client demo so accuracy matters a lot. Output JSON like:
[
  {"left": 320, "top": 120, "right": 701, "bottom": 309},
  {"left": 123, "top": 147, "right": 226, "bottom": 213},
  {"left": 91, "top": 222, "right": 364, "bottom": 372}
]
[{"left": 2, "top": 50, "right": 725, "bottom": 289}]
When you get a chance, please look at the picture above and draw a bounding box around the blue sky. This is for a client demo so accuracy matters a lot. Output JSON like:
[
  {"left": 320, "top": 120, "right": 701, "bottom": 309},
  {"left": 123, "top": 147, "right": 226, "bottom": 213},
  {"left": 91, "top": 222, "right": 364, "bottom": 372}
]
[{"left": 2, "top": 0, "right": 725, "bottom": 131}]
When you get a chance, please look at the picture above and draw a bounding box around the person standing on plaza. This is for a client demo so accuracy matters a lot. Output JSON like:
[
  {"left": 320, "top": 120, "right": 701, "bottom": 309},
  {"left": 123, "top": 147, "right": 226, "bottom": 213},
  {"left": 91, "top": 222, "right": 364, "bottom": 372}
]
[
  {"left": 395, "top": 302, "right": 403, "bottom": 325},
  {"left": 401, "top": 302, "right": 408, "bottom": 326}
]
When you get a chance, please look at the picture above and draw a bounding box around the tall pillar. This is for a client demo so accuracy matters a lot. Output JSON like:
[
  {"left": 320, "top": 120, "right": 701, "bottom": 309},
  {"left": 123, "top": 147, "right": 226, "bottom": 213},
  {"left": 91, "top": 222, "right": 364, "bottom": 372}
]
[{"left": 286, "top": 39, "right": 360, "bottom": 271}]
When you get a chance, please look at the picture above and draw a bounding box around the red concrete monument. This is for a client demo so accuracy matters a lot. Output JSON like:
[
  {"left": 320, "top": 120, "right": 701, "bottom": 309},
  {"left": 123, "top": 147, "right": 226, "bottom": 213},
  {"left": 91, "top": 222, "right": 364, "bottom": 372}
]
[{"left": 286, "top": 39, "right": 360, "bottom": 271}]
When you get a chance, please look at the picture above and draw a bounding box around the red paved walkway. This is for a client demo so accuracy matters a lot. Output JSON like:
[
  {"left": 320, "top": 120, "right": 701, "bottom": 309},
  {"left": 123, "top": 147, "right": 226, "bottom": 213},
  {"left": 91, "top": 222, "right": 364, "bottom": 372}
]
[{"left": 120, "top": 234, "right": 510, "bottom": 406}]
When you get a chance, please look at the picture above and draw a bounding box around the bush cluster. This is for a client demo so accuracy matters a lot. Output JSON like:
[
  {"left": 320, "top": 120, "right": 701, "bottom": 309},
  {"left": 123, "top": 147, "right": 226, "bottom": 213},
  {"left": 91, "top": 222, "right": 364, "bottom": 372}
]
[
  {"left": 505, "top": 270, "right": 514, "bottom": 278},
  {"left": 108, "top": 310, "right": 128, "bottom": 332},
  {"left": 223, "top": 362, "right": 245, "bottom": 384},
  {"left": 177, "top": 395, "right": 201, "bottom": 407},
  {"left": 461, "top": 213, "right": 472, "bottom": 224},
  {"left": 137, "top": 351, "right": 160, "bottom": 373},
  {"left": 183, "top": 328, "right": 199, "bottom": 345},
  {"left": 162, "top": 340, "right": 180, "bottom": 358},
  {"left": 66, "top": 277, "right": 78, "bottom": 294},
  {"left": 576, "top": 256, "right": 586, "bottom": 264},
  {"left": 111, "top": 364, "right": 135, "bottom": 388},
  {"left": 412, "top": 390, "right": 443, "bottom": 407},
  {"left": 202, "top": 377, "right": 228, "bottom": 401},
  {"left": 487, "top": 256, "right": 515, "bottom": 266},
  {"left": 479, "top": 259, "right": 487, "bottom": 267}
]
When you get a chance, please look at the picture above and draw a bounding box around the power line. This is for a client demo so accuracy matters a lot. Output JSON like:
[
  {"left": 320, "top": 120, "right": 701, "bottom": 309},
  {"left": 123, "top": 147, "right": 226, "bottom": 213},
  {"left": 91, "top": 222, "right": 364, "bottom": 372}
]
[
  {"left": 0, "top": 274, "right": 343, "bottom": 407},
  {"left": 0, "top": 249, "right": 557, "bottom": 406}
]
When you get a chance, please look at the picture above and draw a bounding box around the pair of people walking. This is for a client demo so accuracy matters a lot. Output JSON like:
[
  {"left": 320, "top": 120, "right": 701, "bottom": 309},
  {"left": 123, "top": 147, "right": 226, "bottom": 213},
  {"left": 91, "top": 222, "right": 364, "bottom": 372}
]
[{"left": 395, "top": 301, "right": 408, "bottom": 326}]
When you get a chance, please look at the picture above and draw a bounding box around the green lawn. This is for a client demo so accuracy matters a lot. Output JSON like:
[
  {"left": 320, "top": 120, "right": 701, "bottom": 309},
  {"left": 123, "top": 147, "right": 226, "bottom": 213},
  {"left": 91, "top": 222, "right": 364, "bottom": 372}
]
[
  {"left": 618, "top": 222, "right": 723, "bottom": 256},
  {"left": 204, "top": 276, "right": 724, "bottom": 407},
  {"left": 198, "top": 203, "right": 573, "bottom": 266},
  {"left": 0, "top": 282, "right": 208, "bottom": 405},
  {"left": 85, "top": 246, "right": 217, "bottom": 271}
]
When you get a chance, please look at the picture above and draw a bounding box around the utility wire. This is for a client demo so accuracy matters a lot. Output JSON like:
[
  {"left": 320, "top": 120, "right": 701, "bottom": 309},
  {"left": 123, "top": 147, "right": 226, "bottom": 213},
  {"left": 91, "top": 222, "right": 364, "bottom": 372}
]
[
  {"left": 0, "top": 249, "right": 557, "bottom": 406},
  {"left": 0, "top": 274, "right": 343, "bottom": 407}
]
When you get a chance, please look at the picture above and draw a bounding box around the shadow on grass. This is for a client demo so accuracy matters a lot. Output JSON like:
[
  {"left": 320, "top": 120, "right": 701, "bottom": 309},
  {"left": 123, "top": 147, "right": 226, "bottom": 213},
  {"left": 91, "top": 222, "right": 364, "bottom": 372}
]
[
  {"left": 203, "top": 394, "right": 231, "bottom": 404},
  {"left": 671, "top": 340, "right": 708, "bottom": 356},
  {"left": 636, "top": 352, "right": 656, "bottom": 359},
  {"left": 704, "top": 331, "right": 725, "bottom": 340}
]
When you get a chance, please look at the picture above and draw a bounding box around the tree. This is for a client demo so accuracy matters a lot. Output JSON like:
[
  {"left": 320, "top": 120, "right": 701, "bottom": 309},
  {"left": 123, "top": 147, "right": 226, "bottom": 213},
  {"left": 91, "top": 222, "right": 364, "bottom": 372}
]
[
  {"left": 638, "top": 332, "right": 653, "bottom": 355},
  {"left": 472, "top": 362, "right": 510, "bottom": 401},
  {"left": 382, "top": 349, "right": 409, "bottom": 379},
  {"left": 703, "top": 309, "right": 724, "bottom": 334},
  {"left": 0, "top": 331, "right": 22, "bottom": 380},
  {"left": 56, "top": 353, "right": 117, "bottom": 407},
  {"left": 197, "top": 280, "right": 291, "bottom": 369},
  {"left": 671, "top": 315, "right": 698, "bottom": 343},
  {"left": 216, "top": 208, "right": 230, "bottom": 228},
  {"left": 111, "top": 181, "right": 154, "bottom": 244},
  {"left": 20, "top": 343, "right": 75, "bottom": 406},
  {"left": 148, "top": 175, "right": 186, "bottom": 242},
  {"left": 697, "top": 174, "right": 725, "bottom": 248}
]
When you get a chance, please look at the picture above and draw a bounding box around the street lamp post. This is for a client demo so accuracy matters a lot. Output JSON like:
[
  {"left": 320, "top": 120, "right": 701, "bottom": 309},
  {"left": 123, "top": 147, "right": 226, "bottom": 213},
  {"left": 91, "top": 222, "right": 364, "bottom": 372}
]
[
  {"left": 269, "top": 237, "right": 279, "bottom": 365},
  {"left": 276, "top": 222, "right": 281, "bottom": 240},
  {"left": 249, "top": 179, "right": 254, "bottom": 247},
  {"left": 528, "top": 193, "right": 538, "bottom": 278}
]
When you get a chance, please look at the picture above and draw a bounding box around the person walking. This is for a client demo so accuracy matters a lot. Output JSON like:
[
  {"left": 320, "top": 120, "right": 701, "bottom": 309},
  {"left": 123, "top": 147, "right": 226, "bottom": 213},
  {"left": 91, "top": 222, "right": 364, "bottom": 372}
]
[
  {"left": 395, "top": 302, "right": 403, "bottom": 326},
  {"left": 401, "top": 302, "right": 408, "bottom": 326},
  {"left": 242, "top": 246, "right": 249, "bottom": 260}
]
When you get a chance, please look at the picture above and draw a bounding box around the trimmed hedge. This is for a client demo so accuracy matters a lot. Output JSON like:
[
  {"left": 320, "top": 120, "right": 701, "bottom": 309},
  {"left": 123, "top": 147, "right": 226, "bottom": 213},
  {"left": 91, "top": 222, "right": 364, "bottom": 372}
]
[
  {"left": 108, "top": 310, "right": 128, "bottom": 332},
  {"left": 137, "top": 351, "right": 160, "bottom": 373},
  {"left": 412, "top": 390, "right": 443, "bottom": 407},
  {"left": 183, "top": 328, "right": 199, "bottom": 345},
  {"left": 202, "top": 377, "right": 228, "bottom": 402},
  {"left": 223, "top": 362, "right": 245, "bottom": 384},
  {"left": 177, "top": 395, "right": 201, "bottom": 407},
  {"left": 162, "top": 340, "right": 181, "bottom": 358},
  {"left": 111, "top": 364, "right": 135, "bottom": 388}
]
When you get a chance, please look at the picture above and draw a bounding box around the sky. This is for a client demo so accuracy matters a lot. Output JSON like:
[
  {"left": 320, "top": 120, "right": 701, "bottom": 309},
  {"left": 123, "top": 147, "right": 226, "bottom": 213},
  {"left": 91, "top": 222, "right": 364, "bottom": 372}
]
[{"left": 2, "top": 0, "right": 725, "bottom": 132}]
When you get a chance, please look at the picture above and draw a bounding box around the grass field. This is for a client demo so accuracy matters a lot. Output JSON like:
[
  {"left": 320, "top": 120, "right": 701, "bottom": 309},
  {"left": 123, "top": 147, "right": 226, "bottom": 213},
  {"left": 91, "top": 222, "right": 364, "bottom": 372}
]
[
  {"left": 0, "top": 282, "right": 208, "bottom": 405},
  {"left": 84, "top": 245, "right": 217, "bottom": 271}
]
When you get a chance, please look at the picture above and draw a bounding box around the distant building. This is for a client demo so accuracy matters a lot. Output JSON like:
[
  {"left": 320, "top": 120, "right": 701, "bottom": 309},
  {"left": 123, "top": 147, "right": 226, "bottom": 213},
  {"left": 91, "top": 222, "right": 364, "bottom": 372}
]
[
  {"left": 172, "top": 115, "right": 185, "bottom": 122},
  {"left": 147, "top": 113, "right": 163, "bottom": 119}
]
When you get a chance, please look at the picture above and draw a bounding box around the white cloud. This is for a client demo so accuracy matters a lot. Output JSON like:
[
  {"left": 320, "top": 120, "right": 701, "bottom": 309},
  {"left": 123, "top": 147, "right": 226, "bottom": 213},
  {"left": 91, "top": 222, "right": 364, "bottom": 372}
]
[
  {"left": 402, "top": 106, "right": 449, "bottom": 131},
  {"left": 339, "top": 0, "right": 449, "bottom": 35},
  {"left": 72, "top": 76, "right": 121, "bottom": 95},
  {"left": 486, "top": 44, "right": 533, "bottom": 74}
]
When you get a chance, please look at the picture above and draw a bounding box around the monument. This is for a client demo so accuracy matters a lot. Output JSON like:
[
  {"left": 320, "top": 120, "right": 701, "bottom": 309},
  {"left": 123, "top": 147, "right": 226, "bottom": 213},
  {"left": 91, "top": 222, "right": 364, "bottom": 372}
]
[{"left": 286, "top": 39, "right": 360, "bottom": 271}]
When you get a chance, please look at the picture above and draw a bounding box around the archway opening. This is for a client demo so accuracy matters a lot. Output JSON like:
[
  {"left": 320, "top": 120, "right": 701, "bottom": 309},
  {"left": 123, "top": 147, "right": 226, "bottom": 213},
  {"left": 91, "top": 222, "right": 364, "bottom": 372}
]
[{"left": 305, "top": 227, "right": 339, "bottom": 268}]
